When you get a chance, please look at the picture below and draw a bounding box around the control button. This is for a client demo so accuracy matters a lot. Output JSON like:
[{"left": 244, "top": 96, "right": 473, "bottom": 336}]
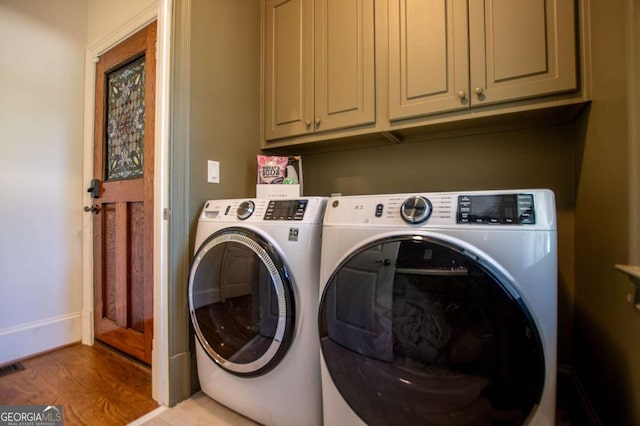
[
  {"left": 237, "top": 200, "right": 255, "bottom": 220},
  {"left": 375, "top": 203, "right": 384, "bottom": 217},
  {"left": 400, "top": 196, "right": 432, "bottom": 224},
  {"left": 224, "top": 205, "right": 231, "bottom": 215}
]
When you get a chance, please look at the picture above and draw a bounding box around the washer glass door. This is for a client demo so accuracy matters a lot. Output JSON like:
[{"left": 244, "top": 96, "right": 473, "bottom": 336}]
[
  {"left": 319, "top": 236, "right": 545, "bottom": 425},
  {"left": 189, "top": 228, "right": 295, "bottom": 376}
]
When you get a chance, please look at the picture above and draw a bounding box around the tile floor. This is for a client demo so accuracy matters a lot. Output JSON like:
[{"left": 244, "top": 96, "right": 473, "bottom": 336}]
[
  {"left": 129, "top": 392, "right": 258, "bottom": 426},
  {"left": 129, "top": 371, "right": 584, "bottom": 426}
]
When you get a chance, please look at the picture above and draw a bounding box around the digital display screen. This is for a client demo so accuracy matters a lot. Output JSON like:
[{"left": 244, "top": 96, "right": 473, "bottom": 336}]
[
  {"left": 264, "top": 199, "right": 307, "bottom": 221},
  {"left": 457, "top": 194, "right": 534, "bottom": 224}
]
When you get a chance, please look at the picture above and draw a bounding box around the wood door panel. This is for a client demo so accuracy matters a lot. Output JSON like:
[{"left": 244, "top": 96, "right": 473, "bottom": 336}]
[
  {"left": 99, "top": 179, "right": 144, "bottom": 203},
  {"left": 102, "top": 203, "right": 117, "bottom": 321},
  {"left": 129, "top": 201, "right": 145, "bottom": 333},
  {"left": 98, "top": 201, "right": 145, "bottom": 333},
  {"left": 98, "top": 319, "right": 146, "bottom": 362},
  {"left": 114, "top": 202, "right": 129, "bottom": 328}
]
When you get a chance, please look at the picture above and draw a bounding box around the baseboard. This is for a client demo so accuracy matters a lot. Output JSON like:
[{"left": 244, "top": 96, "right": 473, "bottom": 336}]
[
  {"left": 557, "top": 364, "right": 604, "bottom": 426},
  {"left": 0, "top": 312, "right": 83, "bottom": 365},
  {"left": 168, "top": 351, "right": 192, "bottom": 407},
  {"left": 81, "top": 308, "right": 93, "bottom": 345}
]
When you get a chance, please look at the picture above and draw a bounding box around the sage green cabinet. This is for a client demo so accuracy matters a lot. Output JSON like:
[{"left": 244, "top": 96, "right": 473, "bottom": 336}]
[
  {"left": 388, "top": 0, "right": 577, "bottom": 121},
  {"left": 264, "top": 0, "right": 375, "bottom": 141}
]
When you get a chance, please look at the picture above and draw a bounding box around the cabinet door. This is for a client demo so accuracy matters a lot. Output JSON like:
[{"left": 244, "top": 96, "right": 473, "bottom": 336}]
[
  {"left": 314, "top": 0, "right": 375, "bottom": 132},
  {"left": 468, "top": 0, "right": 577, "bottom": 106},
  {"left": 264, "top": 0, "right": 314, "bottom": 140},
  {"left": 388, "top": 0, "right": 469, "bottom": 121}
]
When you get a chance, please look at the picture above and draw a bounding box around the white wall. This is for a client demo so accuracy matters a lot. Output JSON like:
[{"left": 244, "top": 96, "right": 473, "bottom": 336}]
[
  {"left": 0, "top": 0, "right": 87, "bottom": 363},
  {"left": 86, "top": 0, "right": 157, "bottom": 45}
]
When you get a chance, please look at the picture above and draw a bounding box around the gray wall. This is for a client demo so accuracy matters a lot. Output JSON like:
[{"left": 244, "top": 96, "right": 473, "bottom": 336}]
[
  {"left": 573, "top": 0, "right": 640, "bottom": 424},
  {"left": 169, "top": 0, "right": 261, "bottom": 404}
]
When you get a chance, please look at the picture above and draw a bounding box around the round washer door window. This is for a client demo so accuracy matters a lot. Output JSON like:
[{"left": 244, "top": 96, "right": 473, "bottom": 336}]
[
  {"left": 319, "top": 235, "right": 545, "bottom": 425},
  {"left": 189, "top": 228, "right": 295, "bottom": 376}
]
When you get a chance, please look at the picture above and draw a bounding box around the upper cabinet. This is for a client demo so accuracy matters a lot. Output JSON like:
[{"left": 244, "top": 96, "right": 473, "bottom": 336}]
[
  {"left": 262, "top": 0, "right": 588, "bottom": 149},
  {"left": 388, "top": 0, "right": 577, "bottom": 121},
  {"left": 388, "top": 0, "right": 470, "bottom": 119},
  {"left": 264, "top": 0, "right": 375, "bottom": 140}
]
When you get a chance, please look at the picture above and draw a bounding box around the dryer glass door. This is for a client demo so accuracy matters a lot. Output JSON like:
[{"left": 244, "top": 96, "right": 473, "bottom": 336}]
[
  {"left": 319, "top": 235, "right": 545, "bottom": 425},
  {"left": 189, "top": 228, "right": 295, "bottom": 376}
]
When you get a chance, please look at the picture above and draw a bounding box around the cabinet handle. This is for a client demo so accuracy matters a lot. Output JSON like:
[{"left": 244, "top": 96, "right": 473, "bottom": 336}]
[
  {"left": 315, "top": 118, "right": 321, "bottom": 128},
  {"left": 305, "top": 120, "right": 311, "bottom": 129},
  {"left": 475, "top": 87, "right": 484, "bottom": 96},
  {"left": 457, "top": 90, "right": 466, "bottom": 99}
]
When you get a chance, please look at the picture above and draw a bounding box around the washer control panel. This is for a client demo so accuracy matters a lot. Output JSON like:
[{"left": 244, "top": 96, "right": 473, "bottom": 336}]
[
  {"left": 200, "top": 197, "right": 327, "bottom": 224},
  {"left": 264, "top": 199, "right": 308, "bottom": 221},
  {"left": 457, "top": 194, "right": 535, "bottom": 225}
]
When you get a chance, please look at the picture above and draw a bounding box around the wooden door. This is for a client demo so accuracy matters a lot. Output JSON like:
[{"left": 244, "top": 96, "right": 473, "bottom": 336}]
[
  {"left": 91, "top": 22, "right": 156, "bottom": 365},
  {"left": 314, "top": 0, "right": 375, "bottom": 132},
  {"left": 388, "top": 0, "right": 469, "bottom": 120},
  {"left": 468, "top": 0, "right": 577, "bottom": 106},
  {"left": 264, "top": 0, "right": 314, "bottom": 140}
]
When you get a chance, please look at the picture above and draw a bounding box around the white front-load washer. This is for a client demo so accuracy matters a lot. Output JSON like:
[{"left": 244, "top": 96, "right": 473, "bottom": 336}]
[
  {"left": 319, "top": 190, "right": 557, "bottom": 425},
  {"left": 188, "top": 197, "right": 327, "bottom": 426}
]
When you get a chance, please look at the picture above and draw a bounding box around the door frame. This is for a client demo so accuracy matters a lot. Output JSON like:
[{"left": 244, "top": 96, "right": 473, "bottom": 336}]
[{"left": 81, "top": 0, "right": 172, "bottom": 405}]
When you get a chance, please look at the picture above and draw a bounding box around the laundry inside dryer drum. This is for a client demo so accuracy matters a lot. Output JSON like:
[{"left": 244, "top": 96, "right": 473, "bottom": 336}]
[{"left": 318, "top": 236, "right": 545, "bottom": 426}]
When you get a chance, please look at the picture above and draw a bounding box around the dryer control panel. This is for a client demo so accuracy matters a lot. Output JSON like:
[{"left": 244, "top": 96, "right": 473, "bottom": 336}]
[
  {"left": 323, "top": 190, "right": 554, "bottom": 230},
  {"left": 457, "top": 194, "right": 535, "bottom": 225}
]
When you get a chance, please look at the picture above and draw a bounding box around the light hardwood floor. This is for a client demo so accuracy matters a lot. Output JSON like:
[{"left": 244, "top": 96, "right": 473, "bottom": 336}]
[{"left": 0, "top": 343, "right": 157, "bottom": 425}]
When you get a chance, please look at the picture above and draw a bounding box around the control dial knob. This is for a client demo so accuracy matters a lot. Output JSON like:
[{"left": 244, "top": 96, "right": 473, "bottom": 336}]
[
  {"left": 400, "top": 196, "right": 432, "bottom": 224},
  {"left": 237, "top": 200, "right": 255, "bottom": 220}
]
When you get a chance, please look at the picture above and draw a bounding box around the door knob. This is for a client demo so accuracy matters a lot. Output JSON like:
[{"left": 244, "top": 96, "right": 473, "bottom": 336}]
[{"left": 84, "top": 204, "right": 101, "bottom": 214}]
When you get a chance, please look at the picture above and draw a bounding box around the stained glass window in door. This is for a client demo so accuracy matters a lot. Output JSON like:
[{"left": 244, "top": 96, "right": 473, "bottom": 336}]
[{"left": 105, "top": 56, "right": 145, "bottom": 181}]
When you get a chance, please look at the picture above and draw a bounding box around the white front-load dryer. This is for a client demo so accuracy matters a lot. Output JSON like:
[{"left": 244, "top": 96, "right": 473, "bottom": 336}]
[
  {"left": 189, "top": 197, "right": 327, "bottom": 426},
  {"left": 319, "top": 190, "right": 557, "bottom": 425}
]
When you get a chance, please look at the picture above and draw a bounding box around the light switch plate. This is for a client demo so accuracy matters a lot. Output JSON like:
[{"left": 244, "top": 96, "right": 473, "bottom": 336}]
[{"left": 208, "top": 160, "right": 220, "bottom": 183}]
